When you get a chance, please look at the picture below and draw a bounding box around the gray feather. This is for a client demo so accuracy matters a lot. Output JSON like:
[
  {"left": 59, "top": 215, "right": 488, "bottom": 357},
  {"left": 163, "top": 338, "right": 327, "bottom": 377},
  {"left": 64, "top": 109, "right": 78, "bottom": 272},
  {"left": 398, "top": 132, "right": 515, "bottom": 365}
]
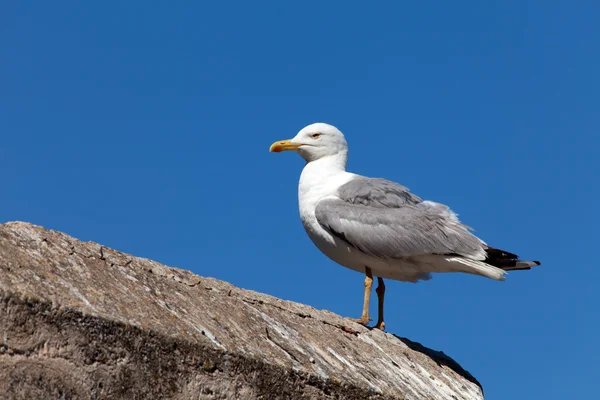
[
  {"left": 337, "top": 177, "right": 422, "bottom": 208},
  {"left": 315, "top": 177, "right": 485, "bottom": 260}
]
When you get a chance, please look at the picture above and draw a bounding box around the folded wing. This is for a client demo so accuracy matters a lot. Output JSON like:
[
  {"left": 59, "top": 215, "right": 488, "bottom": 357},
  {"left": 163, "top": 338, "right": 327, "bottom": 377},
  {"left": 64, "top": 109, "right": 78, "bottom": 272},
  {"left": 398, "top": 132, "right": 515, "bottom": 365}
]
[{"left": 315, "top": 177, "right": 487, "bottom": 261}]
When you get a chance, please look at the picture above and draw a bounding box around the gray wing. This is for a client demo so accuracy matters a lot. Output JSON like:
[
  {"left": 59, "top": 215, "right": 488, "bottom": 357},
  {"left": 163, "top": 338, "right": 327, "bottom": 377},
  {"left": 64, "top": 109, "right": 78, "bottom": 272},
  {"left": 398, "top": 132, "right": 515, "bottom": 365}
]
[
  {"left": 336, "top": 177, "right": 423, "bottom": 208},
  {"left": 315, "top": 177, "right": 485, "bottom": 260}
]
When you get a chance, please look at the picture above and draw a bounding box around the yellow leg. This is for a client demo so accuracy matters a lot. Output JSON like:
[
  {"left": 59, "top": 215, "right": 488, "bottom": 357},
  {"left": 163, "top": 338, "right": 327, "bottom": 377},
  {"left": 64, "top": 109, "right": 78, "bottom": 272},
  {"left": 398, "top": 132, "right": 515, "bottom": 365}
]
[
  {"left": 353, "top": 267, "right": 373, "bottom": 326},
  {"left": 374, "top": 277, "right": 385, "bottom": 330}
]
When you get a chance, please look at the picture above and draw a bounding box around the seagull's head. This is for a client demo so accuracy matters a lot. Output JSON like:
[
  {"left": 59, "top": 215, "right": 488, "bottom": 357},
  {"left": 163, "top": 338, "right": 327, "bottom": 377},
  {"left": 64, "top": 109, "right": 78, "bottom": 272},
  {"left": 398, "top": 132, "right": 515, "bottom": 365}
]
[{"left": 270, "top": 123, "right": 348, "bottom": 163}]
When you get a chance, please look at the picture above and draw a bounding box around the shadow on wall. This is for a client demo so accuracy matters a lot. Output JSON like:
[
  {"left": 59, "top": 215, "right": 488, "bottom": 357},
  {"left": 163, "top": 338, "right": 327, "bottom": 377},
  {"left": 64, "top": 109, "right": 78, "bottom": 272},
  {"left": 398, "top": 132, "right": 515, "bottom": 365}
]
[{"left": 393, "top": 334, "right": 483, "bottom": 391}]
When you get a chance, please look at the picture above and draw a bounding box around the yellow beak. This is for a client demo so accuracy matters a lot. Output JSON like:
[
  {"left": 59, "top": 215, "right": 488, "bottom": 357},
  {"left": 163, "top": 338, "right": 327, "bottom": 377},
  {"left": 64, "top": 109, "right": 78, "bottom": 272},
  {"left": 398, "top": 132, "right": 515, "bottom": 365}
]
[{"left": 269, "top": 139, "right": 301, "bottom": 153}]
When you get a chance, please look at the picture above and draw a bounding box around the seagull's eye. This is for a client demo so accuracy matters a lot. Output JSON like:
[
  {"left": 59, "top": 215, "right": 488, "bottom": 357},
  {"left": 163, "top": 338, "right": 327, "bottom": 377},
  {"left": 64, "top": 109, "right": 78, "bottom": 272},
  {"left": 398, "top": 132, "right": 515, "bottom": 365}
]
[{"left": 311, "top": 133, "right": 321, "bottom": 139}]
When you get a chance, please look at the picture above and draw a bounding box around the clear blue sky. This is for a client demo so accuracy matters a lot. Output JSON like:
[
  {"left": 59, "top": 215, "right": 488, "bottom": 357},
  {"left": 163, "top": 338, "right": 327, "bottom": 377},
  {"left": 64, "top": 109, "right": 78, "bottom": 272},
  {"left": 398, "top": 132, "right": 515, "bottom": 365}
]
[{"left": 2, "top": 2, "right": 597, "bottom": 399}]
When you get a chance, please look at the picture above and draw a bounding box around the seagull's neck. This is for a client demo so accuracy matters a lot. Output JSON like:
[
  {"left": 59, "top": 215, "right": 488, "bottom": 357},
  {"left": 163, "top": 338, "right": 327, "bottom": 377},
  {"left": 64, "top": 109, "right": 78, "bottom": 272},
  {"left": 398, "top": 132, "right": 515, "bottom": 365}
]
[
  {"left": 298, "top": 153, "right": 352, "bottom": 206},
  {"left": 311, "top": 151, "right": 348, "bottom": 171}
]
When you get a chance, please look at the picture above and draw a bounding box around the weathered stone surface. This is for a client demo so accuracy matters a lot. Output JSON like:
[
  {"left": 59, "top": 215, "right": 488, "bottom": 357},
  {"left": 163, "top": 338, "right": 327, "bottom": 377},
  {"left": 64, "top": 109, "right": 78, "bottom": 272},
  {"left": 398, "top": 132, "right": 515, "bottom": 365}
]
[{"left": 0, "top": 222, "right": 483, "bottom": 399}]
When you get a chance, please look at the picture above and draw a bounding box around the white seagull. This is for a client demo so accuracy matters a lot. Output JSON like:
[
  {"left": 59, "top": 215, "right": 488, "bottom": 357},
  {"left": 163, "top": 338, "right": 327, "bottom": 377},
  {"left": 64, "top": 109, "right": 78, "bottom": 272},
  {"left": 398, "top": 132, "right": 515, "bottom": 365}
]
[{"left": 270, "top": 123, "right": 540, "bottom": 330}]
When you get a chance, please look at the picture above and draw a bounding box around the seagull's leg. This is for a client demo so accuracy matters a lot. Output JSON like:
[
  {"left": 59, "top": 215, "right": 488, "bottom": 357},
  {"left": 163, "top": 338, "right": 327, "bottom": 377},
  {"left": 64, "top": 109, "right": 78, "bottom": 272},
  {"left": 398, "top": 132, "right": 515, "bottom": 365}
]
[
  {"left": 353, "top": 267, "right": 373, "bottom": 326},
  {"left": 374, "top": 277, "right": 386, "bottom": 330}
]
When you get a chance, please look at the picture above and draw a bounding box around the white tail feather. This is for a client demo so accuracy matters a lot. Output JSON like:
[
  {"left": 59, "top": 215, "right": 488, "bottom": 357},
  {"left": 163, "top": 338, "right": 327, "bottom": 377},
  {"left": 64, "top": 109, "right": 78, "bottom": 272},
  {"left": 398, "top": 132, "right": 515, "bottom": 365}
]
[{"left": 446, "top": 257, "right": 507, "bottom": 281}]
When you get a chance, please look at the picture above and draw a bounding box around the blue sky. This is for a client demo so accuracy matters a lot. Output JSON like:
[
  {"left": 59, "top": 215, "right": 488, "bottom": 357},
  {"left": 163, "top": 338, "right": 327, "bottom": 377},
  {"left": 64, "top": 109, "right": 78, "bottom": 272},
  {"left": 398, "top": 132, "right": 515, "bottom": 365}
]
[{"left": 1, "top": 2, "right": 598, "bottom": 399}]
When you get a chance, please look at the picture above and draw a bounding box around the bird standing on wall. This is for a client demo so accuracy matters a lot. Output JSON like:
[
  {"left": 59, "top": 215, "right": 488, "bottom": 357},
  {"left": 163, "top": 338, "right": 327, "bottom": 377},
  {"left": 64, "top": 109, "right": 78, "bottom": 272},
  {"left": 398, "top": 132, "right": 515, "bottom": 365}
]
[{"left": 270, "top": 123, "right": 540, "bottom": 330}]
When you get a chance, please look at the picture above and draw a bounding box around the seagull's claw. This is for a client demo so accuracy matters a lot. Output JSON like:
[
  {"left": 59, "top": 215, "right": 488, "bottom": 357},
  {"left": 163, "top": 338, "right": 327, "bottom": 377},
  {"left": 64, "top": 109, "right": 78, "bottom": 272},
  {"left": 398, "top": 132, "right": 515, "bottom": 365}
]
[
  {"left": 374, "top": 320, "right": 385, "bottom": 331},
  {"left": 350, "top": 316, "right": 371, "bottom": 326}
]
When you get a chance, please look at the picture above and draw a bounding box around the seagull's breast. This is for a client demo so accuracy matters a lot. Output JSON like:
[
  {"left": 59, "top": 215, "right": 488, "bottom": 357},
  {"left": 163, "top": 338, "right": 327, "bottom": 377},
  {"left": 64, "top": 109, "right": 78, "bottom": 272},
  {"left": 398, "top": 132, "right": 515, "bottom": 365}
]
[{"left": 297, "top": 162, "right": 357, "bottom": 263}]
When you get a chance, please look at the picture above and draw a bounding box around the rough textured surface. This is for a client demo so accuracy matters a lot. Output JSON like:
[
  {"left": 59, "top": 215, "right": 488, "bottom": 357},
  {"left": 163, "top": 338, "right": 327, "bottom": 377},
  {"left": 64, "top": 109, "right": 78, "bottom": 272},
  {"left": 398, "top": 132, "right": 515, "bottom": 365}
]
[{"left": 0, "top": 222, "right": 484, "bottom": 400}]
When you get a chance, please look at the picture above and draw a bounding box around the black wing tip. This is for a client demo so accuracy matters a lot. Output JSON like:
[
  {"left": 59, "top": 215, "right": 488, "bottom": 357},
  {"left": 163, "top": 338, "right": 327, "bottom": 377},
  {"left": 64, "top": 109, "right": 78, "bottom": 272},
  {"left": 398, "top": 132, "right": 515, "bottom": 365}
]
[{"left": 484, "top": 247, "right": 541, "bottom": 270}]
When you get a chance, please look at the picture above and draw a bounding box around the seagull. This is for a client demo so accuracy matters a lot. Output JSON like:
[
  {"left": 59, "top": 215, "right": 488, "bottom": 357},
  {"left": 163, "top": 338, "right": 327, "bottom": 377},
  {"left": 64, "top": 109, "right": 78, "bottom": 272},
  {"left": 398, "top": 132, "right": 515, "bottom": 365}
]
[{"left": 270, "top": 123, "right": 540, "bottom": 330}]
